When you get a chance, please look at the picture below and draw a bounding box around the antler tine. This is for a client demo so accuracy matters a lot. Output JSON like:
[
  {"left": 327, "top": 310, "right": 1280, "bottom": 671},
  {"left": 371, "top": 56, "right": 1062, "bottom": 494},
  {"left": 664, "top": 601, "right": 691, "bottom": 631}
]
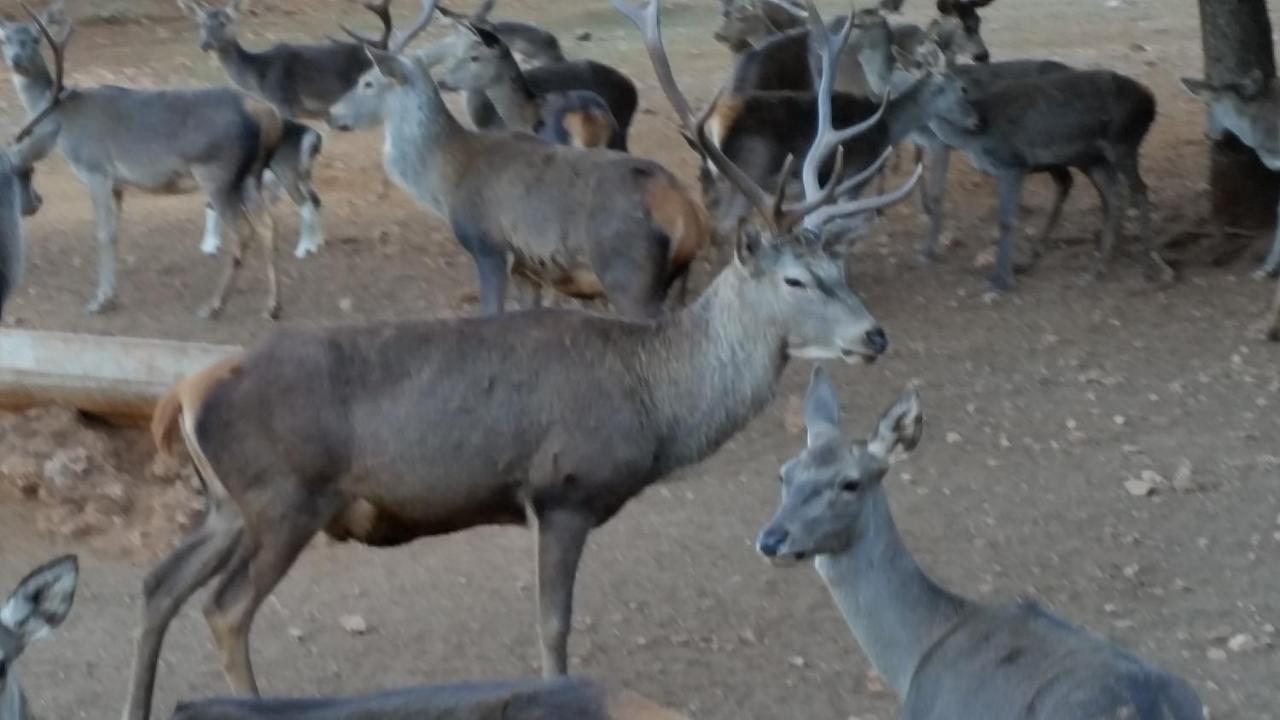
[
  {"left": 762, "top": 0, "right": 806, "bottom": 19},
  {"left": 799, "top": 0, "right": 857, "bottom": 204},
  {"left": 15, "top": 2, "right": 71, "bottom": 143},
  {"left": 803, "top": 161, "right": 922, "bottom": 230},
  {"left": 390, "top": 0, "right": 441, "bottom": 53},
  {"left": 340, "top": 0, "right": 393, "bottom": 48},
  {"left": 614, "top": 0, "right": 784, "bottom": 234},
  {"left": 471, "top": 0, "right": 497, "bottom": 21}
]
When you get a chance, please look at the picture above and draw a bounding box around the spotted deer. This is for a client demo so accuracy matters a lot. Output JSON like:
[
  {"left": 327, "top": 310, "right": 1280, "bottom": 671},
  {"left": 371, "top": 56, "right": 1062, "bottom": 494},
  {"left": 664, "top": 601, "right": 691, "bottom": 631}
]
[
  {"left": 0, "top": 4, "right": 306, "bottom": 318},
  {"left": 757, "top": 367, "right": 1206, "bottom": 720},
  {"left": 0, "top": 556, "right": 79, "bottom": 720},
  {"left": 327, "top": 0, "right": 699, "bottom": 316}
]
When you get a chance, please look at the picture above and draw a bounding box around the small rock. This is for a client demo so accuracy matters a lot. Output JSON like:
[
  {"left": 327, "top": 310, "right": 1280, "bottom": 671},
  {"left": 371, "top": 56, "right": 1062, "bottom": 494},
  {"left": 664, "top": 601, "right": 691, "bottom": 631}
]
[
  {"left": 338, "top": 297, "right": 354, "bottom": 313},
  {"left": 575, "top": 29, "right": 593, "bottom": 41},
  {"left": 1140, "top": 469, "right": 1166, "bottom": 487},
  {"left": 1123, "top": 478, "right": 1154, "bottom": 497},
  {"left": 339, "top": 614, "right": 369, "bottom": 635},
  {"left": 287, "top": 626, "right": 306, "bottom": 642},
  {"left": 1172, "top": 460, "right": 1195, "bottom": 493},
  {"left": 1206, "top": 647, "right": 1228, "bottom": 662},
  {"left": 945, "top": 431, "right": 963, "bottom": 445},
  {"left": 1227, "top": 633, "right": 1259, "bottom": 653},
  {"left": 1205, "top": 626, "right": 1233, "bottom": 642},
  {"left": 738, "top": 628, "right": 759, "bottom": 646},
  {"left": 1113, "top": 415, "right": 1127, "bottom": 426},
  {"left": 787, "top": 655, "right": 807, "bottom": 668},
  {"left": 1128, "top": 42, "right": 1149, "bottom": 53}
]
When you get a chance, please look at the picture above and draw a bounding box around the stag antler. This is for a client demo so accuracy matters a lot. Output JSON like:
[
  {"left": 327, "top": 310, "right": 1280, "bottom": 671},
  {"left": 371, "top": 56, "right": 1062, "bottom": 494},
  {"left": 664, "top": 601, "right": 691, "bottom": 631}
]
[
  {"left": 340, "top": 0, "right": 394, "bottom": 49},
  {"left": 14, "top": 2, "right": 72, "bottom": 144},
  {"left": 387, "top": 0, "right": 441, "bottom": 53}
]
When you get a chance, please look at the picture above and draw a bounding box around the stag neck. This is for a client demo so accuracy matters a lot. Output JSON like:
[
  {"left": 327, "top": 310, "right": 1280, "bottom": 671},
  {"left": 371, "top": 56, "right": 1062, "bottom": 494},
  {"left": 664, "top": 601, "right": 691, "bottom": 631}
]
[
  {"left": 814, "top": 482, "right": 969, "bottom": 698},
  {"left": 11, "top": 61, "right": 54, "bottom": 117},
  {"left": 211, "top": 38, "right": 265, "bottom": 95},
  {"left": 642, "top": 266, "right": 792, "bottom": 471},
  {"left": 381, "top": 55, "right": 470, "bottom": 213},
  {"left": 483, "top": 56, "right": 542, "bottom": 131},
  {"left": 881, "top": 75, "right": 939, "bottom": 146}
]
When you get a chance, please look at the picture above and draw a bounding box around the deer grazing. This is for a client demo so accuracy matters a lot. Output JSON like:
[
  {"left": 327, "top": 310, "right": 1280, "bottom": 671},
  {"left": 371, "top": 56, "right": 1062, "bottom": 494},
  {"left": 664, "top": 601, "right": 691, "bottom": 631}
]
[
  {"left": 0, "top": 4, "right": 312, "bottom": 318},
  {"left": 434, "top": 14, "right": 626, "bottom": 151},
  {"left": 757, "top": 368, "right": 1206, "bottom": 720},
  {"left": 120, "top": 2, "right": 916, "bottom": 716},
  {"left": 168, "top": 677, "right": 685, "bottom": 720},
  {"left": 326, "top": 0, "right": 699, "bottom": 316},
  {"left": 0, "top": 556, "right": 79, "bottom": 720}
]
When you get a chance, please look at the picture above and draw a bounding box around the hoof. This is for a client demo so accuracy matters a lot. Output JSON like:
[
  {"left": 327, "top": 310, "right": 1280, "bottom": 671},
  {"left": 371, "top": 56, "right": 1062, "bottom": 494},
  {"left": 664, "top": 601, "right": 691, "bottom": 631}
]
[
  {"left": 85, "top": 296, "right": 116, "bottom": 315},
  {"left": 1253, "top": 264, "right": 1280, "bottom": 280},
  {"left": 1146, "top": 265, "right": 1177, "bottom": 287},
  {"left": 294, "top": 241, "right": 322, "bottom": 259},
  {"left": 986, "top": 272, "right": 1016, "bottom": 294},
  {"left": 263, "top": 304, "right": 282, "bottom": 320},
  {"left": 198, "top": 303, "right": 223, "bottom": 320},
  {"left": 917, "top": 249, "right": 938, "bottom": 266},
  {"left": 200, "top": 241, "right": 221, "bottom": 256}
]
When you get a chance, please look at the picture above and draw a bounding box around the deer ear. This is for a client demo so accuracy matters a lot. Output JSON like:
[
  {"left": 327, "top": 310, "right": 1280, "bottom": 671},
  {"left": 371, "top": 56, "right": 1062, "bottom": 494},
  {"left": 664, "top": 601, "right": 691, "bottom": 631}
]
[
  {"left": 1179, "top": 77, "right": 1214, "bottom": 100},
  {"left": 734, "top": 222, "right": 766, "bottom": 267},
  {"left": 367, "top": 47, "right": 410, "bottom": 85},
  {"left": 867, "top": 387, "right": 923, "bottom": 459},
  {"left": 936, "top": 0, "right": 956, "bottom": 15},
  {"left": 804, "top": 365, "right": 842, "bottom": 447},
  {"left": 472, "top": 0, "right": 498, "bottom": 21},
  {"left": 1, "top": 556, "right": 78, "bottom": 646}
]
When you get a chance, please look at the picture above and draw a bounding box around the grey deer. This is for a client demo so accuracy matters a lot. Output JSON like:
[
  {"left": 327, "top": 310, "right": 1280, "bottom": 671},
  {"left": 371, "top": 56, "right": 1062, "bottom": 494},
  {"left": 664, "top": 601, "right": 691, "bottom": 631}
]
[
  {"left": 446, "top": 0, "right": 567, "bottom": 68},
  {"left": 169, "top": 677, "right": 685, "bottom": 720},
  {"left": 327, "top": 0, "right": 703, "bottom": 317},
  {"left": 0, "top": 99, "right": 60, "bottom": 322},
  {"left": 0, "top": 5, "right": 300, "bottom": 318},
  {"left": 434, "top": 15, "right": 626, "bottom": 151},
  {"left": 120, "top": 3, "right": 915, "bottom": 718},
  {"left": 909, "top": 51, "right": 1172, "bottom": 291},
  {"left": 1181, "top": 72, "right": 1280, "bottom": 341},
  {"left": 757, "top": 367, "right": 1206, "bottom": 720},
  {"left": 714, "top": 0, "right": 807, "bottom": 53},
  {"left": 0, "top": 556, "right": 79, "bottom": 720}
]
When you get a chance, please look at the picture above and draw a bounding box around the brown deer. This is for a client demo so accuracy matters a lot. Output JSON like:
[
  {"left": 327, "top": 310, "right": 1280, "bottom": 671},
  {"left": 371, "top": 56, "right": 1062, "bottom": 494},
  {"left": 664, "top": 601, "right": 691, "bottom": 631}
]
[{"left": 120, "top": 2, "right": 918, "bottom": 718}]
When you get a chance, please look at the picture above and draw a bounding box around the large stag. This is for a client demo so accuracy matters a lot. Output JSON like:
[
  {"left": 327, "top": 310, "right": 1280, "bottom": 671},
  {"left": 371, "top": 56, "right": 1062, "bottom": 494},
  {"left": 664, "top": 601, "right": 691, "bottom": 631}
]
[
  {"left": 121, "top": 2, "right": 918, "bottom": 718},
  {"left": 326, "top": 1, "right": 701, "bottom": 316}
]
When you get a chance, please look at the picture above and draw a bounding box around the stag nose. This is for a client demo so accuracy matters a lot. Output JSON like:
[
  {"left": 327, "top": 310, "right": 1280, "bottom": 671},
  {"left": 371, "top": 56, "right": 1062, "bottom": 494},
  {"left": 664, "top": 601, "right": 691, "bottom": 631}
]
[
  {"left": 973, "top": 49, "right": 991, "bottom": 63},
  {"left": 865, "top": 327, "right": 889, "bottom": 356},
  {"left": 757, "top": 526, "right": 790, "bottom": 558}
]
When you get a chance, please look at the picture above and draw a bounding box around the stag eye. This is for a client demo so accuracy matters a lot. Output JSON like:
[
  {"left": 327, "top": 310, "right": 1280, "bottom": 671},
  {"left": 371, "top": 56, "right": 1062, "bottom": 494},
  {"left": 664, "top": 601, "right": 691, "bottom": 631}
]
[
  {"left": 784, "top": 277, "right": 806, "bottom": 289},
  {"left": 839, "top": 480, "right": 861, "bottom": 494}
]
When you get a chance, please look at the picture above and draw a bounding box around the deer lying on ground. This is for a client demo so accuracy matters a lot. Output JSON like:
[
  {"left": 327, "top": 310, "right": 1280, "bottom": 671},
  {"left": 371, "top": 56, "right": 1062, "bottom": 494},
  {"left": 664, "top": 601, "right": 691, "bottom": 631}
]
[
  {"left": 0, "top": 556, "right": 79, "bottom": 720},
  {"left": 1181, "top": 73, "right": 1280, "bottom": 341},
  {"left": 913, "top": 51, "right": 1170, "bottom": 291},
  {"left": 0, "top": 4, "right": 310, "bottom": 318},
  {"left": 434, "top": 15, "right": 626, "bottom": 151},
  {"left": 122, "top": 1, "right": 917, "bottom": 716},
  {"left": 327, "top": 0, "right": 698, "bottom": 316},
  {"left": 757, "top": 367, "right": 1206, "bottom": 719},
  {"left": 0, "top": 108, "right": 57, "bottom": 322},
  {"left": 169, "top": 677, "right": 685, "bottom": 720}
]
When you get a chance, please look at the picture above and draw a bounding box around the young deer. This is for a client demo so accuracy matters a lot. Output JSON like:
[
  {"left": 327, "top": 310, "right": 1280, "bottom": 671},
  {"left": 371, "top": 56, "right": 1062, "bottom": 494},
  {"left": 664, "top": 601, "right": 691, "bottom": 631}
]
[
  {"left": 327, "top": 0, "right": 699, "bottom": 316},
  {"left": 0, "top": 556, "right": 79, "bottom": 720},
  {"left": 168, "top": 677, "right": 685, "bottom": 720},
  {"left": 121, "top": 2, "right": 916, "bottom": 716},
  {"left": 434, "top": 17, "right": 626, "bottom": 151},
  {"left": 757, "top": 368, "right": 1206, "bottom": 720},
  {"left": 0, "top": 5, "right": 301, "bottom": 318}
]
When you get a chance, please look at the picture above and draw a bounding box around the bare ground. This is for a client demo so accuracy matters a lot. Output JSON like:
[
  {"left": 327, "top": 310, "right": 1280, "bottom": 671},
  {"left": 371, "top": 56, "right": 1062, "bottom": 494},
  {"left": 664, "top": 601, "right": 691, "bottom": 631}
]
[{"left": 1, "top": 0, "right": 1278, "bottom": 718}]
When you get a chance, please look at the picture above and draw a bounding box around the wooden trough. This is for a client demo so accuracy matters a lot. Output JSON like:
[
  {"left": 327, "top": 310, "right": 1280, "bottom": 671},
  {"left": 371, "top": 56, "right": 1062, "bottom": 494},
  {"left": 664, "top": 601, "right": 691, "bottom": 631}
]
[{"left": 0, "top": 329, "right": 241, "bottom": 426}]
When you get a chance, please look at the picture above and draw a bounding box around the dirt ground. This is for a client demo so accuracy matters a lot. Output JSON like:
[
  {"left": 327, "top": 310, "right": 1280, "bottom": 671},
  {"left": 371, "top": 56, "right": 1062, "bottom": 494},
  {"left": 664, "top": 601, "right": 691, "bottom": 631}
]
[{"left": 1, "top": 0, "right": 1278, "bottom": 718}]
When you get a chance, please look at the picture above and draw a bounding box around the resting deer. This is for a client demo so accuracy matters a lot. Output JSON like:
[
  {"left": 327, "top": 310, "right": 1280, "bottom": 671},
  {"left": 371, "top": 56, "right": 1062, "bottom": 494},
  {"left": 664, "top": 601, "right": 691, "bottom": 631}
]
[
  {"left": 0, "top": 4, "right": 306, "bottom": 318},
  {"left": 757, "top": 368, "right": 1206, "bottom": 719},
  {"left": 434, "top": 16, "right": 626, "bottom": 151},
  {"left": 168, "top": 677, "right": 685, "bottom": 720},
  {"left": 327, "top": 1, "right": 699, "bottom": 316},
  {"left": 121, "top": 1, "right": 917, "bottom": 716},
  {"left": 1, "top": 556, "right": 80, "bottom": 720},
  {"left": 0, "top": 108, "right": 57, "bottom": 322}
]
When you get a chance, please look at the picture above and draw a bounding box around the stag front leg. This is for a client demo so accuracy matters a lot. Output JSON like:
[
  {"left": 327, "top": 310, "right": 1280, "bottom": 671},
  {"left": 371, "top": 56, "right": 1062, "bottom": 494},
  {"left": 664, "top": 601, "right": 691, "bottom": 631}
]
[
  {"left": 201, "top": 203, "right": 222, "bottom": 256},
  {"left": 1083, "top": 165, "right": 1120, "bottom": 283},
  {"left": 919, "top": 139, "right": 950, "bottom": 263},
  {"left": 86, "top": 175, "right": 120, "bottom": 313},
  {"left": 454, "top": 223, "right": 509, "bottom": 315},
  {"left": 533, "top": 508, "right": 593, "bottom": 677},
  {"left": 1265, "top": 277, "right": 1280, "bottom": 341},
  {"left": 1026, "top": 167, "right": 1073, "bottom": 269},
  {"left": 1258, "top": 199, "right": 1280, "bottom": 279},
  {"left": 990, "top": 170, "right": 1025, "bottom": 292},
  {"left": 200, "top": 190, "right": 249, "bottom": 320}
]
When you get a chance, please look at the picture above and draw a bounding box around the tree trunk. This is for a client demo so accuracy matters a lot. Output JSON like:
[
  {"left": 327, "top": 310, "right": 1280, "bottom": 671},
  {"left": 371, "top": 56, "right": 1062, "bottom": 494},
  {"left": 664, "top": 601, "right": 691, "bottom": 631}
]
[{"left": 1198, "top": 0, "right": 1278, "bottom": 230}]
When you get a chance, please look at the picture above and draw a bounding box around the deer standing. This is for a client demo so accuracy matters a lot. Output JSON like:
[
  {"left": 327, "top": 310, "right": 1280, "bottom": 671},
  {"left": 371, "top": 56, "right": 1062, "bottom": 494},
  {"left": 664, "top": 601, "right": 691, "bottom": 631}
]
[
  {"left": 120, "top": 2, "right": 918, "bottom": 717},
  {"left": 447, "top": 0, "right": 567, "bottom": 68},
  {"left": 0, "top": 110, "right": 57, "bottom": 322},
  {"left": 0, "top": 556, "right": 79, "bottom": 720},
  {"left": 714, "top": 0, "right": 807, "bottom": 53},
  {"left": 326, "top": 0, "right": 700, "bottom": 316},
  {"left": 0, "top": 5, "right": 300, "bottom": 318},
  {"left": 168, "top": 677, "right": 684, "bottom": 720},
  {"left": 434, "top": 16, "right": 626, "bottom": 150},
  {"left": 757, "top": 368, "right": 1206, "bottom": 719}
]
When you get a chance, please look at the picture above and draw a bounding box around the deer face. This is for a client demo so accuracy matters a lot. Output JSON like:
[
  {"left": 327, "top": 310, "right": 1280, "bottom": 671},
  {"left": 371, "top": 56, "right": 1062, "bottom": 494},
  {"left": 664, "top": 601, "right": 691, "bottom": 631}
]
[
  {"left": 757, "top": 370, "right": 920, "bottom": 563},
  {"left": 0, "top": 22, "right": 44, "bottom": 78},
  {"left": 936, "top": 0, "right": 992, "bottom": 63},
  {"left": 328, "top": 51, "right": 412, "bottom": 131},
  {"left": 435, "top": 23, "right": 509, "bottom": 92},
  {"left": 738, "top": 228, "right": 888, "bottom": 363},
  {"left": 1181, "top": 74, "right": 1267, "bottom": 144},
  {"left": 0, "top": 556, "right": 79, "bottom": 720}
]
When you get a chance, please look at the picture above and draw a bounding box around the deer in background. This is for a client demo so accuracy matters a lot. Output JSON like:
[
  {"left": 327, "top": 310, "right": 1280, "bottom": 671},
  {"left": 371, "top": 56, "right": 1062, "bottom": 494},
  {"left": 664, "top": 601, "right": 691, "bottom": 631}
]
[
  {"left": 0, "top": 556, "right": 79, "bottom": 720},
  {"left": 0, "top": 108, "right": 58, "bottom": 322},
  {"left": 0, "top": 4, "right": 309, "bottom": 317},
  {"left": 447, "top": 0, "right": 567, "bottom": 68},
  {"left": 757, "top": 367, "right": 1206, "bottom": 719},
  {"left": 168, "top": 677, "right": 685, "bottom": 720},
  {"left": 1181, "top": 73, "right": 1280, "bottom": 341},
  {"left": 120, "top": 1, "right": 915, "bottom": 715},
  {"left": 714, "top": 0, "right": 806, "bottom": 52},
  {"left": 327, "top": 0, "right": 700, "bottom": 316},
  {"left": 434, "top": 15, "right": 626, "bottom": 150}
]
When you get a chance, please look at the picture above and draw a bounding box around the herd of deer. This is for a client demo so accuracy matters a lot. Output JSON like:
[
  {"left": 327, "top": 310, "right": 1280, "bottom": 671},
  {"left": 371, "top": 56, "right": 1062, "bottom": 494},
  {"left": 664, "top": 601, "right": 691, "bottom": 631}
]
[{"left": 4, "top": 0, "right": 1277, "bottom": 717}]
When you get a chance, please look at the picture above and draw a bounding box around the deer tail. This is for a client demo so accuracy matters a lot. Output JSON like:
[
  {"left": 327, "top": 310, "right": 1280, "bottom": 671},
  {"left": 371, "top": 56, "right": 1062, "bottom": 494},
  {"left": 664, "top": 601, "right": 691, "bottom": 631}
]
[{"left": 151, "top": 353, "right": 244, "bottom": 458}]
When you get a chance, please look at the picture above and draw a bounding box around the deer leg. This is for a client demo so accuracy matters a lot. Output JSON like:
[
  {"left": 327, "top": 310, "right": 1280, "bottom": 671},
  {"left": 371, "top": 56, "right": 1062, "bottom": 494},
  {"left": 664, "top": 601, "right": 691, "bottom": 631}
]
[
  {"left": 85, "top": 174, "right": 120, "bottom": 314},
  {"left": 1264, "top": 277, "right": 1280, "bottom": 341},
  {"left": 1119, "top": 153, "right": 1174, "bottom": 285},
  {"left": 122, "top": 505, "right": 243, "bottom": 720},
  {"left": 199, "top": 194, "right": 249, "bottom": 320},
  {"left": 247, "top": 183, "right": 282, "bottom": 320},
  {"left": 294, "top": 186, "right": 324, "bottom": 260},
  {"left": 533, "top": 508, "right": 593, "bottom": 677},
  {"left": 919, "top": 140, "right": 950, "bottom": 263},
  {"left": 1258, "top": 200, "right": 1280, "bottom": 279},
  {"left": 454, "top": 223, "right": 509, "bottom": 315},
  {"left": 990, "top": 170, "right": 1025, "bottom": 292},
  {"left": 1083, "top": 165, "right": 1120, "bottom": 283},
  {"left": 1025, "top": 167, "right": 1073, "bottom": 269}
]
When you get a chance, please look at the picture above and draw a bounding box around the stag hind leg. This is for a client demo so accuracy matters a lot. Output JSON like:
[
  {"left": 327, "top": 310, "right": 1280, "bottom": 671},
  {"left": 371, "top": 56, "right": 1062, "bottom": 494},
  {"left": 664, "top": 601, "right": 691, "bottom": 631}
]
[
  {"left": 918, "top": 139, "right": 950, "bottom": 263},
  {"left": 85, "top": 174, "right": 121, "bottom": 314},
  {"left": 1082, "top": 164, "right": 1121, "bottom": 283},
  {"left": 532, "top": 507, "right": 593, "bottom": 677},
  {"left": 1258, "top": 199, "right": 1280, "bottom": 279},
  {"left": 453, "top": 222, "right": 509, "bottom": 315},
  {"left": 990, "top": 169, "right": 1026, "bottom": 292},
  {"left": 1025, "top": 167, "right": 1073, "bottom": 269},
  {"left": 1115, "top": 151, "right": 1174, "bottom": 284}
]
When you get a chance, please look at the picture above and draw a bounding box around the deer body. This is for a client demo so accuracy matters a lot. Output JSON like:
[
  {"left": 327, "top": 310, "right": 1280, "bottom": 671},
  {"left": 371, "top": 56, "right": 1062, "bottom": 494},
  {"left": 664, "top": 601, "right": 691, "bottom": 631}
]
[
  {"left": 329, "top": 48, "right": 703, "bottom": 316},
  {"left": 168, "top": 678, "right": 684, "bottom": 720},
  {"left": 758, "top": 369, "right": 1205, "bottom": 720},
  {"left": 0, "top": 139, "right": 49, "bottom": 321}
]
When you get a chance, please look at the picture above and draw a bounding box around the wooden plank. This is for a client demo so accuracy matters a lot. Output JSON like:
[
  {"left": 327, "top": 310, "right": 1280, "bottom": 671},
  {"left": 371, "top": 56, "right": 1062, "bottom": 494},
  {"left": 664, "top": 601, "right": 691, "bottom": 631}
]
[{"left": 0, "top": 329, "right": 241, "bottom": 425}]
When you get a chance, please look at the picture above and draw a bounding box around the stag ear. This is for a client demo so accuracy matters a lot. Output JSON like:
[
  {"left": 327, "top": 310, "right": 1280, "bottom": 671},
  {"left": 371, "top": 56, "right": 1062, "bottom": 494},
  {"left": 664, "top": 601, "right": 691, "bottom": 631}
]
[
  {"left": 867, "top": 387, "right": 923, "bottom": 459},
  {"left": 367, "top": 46, "right": 410, "bottom": 85},
  {"left": 804, "top": 366, "right": 842, "bottom": 447},
  {"left": 734, "top": 222, "right": 767, "bottom": 267},
  {"left": 1, "top": 556, "right": 79, "bottom": 646}
]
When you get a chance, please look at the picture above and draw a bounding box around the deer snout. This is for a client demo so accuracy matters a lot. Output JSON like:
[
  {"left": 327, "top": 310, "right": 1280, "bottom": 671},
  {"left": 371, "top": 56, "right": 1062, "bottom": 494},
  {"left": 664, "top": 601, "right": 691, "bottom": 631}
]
[
  {"left": 973, "top": 49, "right": 991, "bottom": 63},
  {"left": 757, "top": 526, "right": 790, "bottom": 558},
  {"left": 865, "top": 327, "right": 889, "bottom": 356}
]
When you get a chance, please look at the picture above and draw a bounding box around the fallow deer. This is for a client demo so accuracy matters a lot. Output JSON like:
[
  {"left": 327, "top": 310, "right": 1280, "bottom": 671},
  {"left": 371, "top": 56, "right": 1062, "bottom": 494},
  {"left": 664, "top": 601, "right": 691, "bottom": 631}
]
[{"left": 757, "top": 367, "right": 1206, "bottom": 719}]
